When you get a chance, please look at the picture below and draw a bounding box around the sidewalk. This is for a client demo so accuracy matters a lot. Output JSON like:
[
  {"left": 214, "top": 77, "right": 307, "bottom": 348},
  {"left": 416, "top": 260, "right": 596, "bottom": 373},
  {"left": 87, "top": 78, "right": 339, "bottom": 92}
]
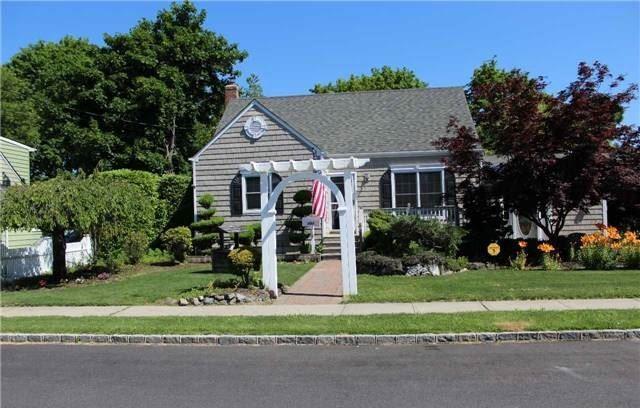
[{"left": 2, "top": 298, "right": 639, "bottom": 317}]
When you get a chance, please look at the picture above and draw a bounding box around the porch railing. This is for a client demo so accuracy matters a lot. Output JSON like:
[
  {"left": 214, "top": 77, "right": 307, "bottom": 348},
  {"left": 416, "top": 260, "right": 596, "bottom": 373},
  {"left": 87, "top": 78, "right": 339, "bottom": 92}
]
[{"left": 359, "top": 206, "right": 459, "bottom": 235}]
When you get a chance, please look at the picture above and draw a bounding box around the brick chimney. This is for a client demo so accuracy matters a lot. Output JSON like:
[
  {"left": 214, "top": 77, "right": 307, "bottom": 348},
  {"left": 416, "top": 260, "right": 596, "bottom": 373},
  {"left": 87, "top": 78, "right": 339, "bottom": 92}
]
[{"left": 224, "top": 83, "right": 239, "bottom": 105}]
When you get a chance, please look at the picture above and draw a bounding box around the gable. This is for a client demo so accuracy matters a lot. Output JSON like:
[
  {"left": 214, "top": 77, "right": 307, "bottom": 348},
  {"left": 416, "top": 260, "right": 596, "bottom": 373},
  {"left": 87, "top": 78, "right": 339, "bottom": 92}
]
[{"left": 192, "top": 102, "right": 321, "bottom": 161}]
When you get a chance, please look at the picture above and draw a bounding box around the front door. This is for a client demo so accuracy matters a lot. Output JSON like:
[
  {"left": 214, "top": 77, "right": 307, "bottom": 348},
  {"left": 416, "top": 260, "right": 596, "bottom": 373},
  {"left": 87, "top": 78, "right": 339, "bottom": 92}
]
[{"left": 330, "top": 176, "right": 344, "bottom": 230}]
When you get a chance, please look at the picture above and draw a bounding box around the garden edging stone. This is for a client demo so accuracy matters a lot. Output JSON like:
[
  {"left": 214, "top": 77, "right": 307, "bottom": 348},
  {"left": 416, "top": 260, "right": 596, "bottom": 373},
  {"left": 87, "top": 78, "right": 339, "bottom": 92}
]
[{"left": 2, "top": 329, "right": 638, "bottom": 346}]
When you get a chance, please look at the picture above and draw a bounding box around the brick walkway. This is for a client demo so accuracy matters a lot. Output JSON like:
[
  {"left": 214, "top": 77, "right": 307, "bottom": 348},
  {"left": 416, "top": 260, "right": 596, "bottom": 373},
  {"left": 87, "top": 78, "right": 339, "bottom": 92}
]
[{"left": 275, "top": 260, "right": 343, "bottom": 305}]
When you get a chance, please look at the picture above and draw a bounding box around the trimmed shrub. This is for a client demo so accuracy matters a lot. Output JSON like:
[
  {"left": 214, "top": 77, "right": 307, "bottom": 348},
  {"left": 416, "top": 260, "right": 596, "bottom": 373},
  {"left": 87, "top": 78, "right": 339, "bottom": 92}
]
[
  {"left": 228, "top": 246, "right": 261, "bottom": 286},
  {"left": 401, "top": 250, "right": 444, "bottom": 267},
  {"left": 157, "top": 174, "right": 192, "bottom": 230},
  {"left": 161, "top": 227, "right": 193, "bottom": 263},
  {"left": 286, "top": 189, "right": 312, "bottom": 252},
  {"left": 122, "top": 230, "right": 149, "bottom": 264},
  {"left": 364, "top": 212, "right": 465, "bottom": 258},
  {"left": 356, "top": 251, "right": 403, "bottom": 276},
  {"left": 190, "top": 194, "right": 224, "bottom": 253},
  {"left": 444, "top": 256, "right": 469, "bottom": 272}
]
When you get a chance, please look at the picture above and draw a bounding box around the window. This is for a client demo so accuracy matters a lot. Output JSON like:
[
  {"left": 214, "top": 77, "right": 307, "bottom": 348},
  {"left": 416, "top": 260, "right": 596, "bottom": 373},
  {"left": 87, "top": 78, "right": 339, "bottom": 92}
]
[
  {"left": 419, "top": 172, "right": 442, "bottom": 207},
  {"left": 394, "top": 173, "right": 417, "bottom": 208},
  {"left": 240, "top": 173, "right": 284, "bottom": 215},
  {"left": 243, "top": 176, "right": 261, "bottom": 212},
  {"left": 391, "top": 168, "right": 454, "bottom": 208}
]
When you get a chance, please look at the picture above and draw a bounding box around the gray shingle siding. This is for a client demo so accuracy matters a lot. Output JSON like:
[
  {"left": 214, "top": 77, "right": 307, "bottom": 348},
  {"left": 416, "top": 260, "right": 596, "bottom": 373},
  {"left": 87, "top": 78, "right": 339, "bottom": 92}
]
[{"left": 194, "top": 105, "right": 314, "bottom": 251}]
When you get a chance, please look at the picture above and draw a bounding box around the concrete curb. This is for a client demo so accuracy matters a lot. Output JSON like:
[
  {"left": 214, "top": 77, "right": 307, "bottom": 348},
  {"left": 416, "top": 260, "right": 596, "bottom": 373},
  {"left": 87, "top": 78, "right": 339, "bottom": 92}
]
[{"left": 2, "top": 329, "right": 639, "bottom": 346}]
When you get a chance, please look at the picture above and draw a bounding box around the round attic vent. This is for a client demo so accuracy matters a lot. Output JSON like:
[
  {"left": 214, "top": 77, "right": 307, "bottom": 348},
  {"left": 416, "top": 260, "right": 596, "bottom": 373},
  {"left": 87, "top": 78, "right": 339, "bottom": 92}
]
[{"left": 244, "top": 116, "right": 267, "bottom": 140}]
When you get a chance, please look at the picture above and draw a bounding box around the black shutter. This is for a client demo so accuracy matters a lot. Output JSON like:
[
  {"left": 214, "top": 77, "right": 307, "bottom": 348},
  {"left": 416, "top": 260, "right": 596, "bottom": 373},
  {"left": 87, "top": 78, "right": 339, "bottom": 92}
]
[
  {"left": 230, "top": 174, "right": 242, "bottom": 215},
  {"left": 445, "top": 170, "right": 457, "bottom": 206},
  {"left": 272, "top": 173, "right": 284, "bottom": 215},
  {"left": 380, "top": 169, "right": 392, "bottom": 209}
]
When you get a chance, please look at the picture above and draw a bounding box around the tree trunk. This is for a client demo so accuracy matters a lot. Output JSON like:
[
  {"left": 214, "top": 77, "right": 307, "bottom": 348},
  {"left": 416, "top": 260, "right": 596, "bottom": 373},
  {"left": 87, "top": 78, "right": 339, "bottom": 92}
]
[
  {"left": 164, "top": 115, "right": 177, "bottom": 174},
  {"left": 51, "top": 228, "right": 67, "bottom": 281}
]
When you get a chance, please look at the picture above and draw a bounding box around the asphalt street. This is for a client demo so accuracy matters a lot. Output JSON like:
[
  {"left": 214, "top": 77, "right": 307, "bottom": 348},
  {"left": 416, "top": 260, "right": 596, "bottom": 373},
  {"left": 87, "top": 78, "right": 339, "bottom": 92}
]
[{"left": 2, "top": 342, "right": 639, "bottom": 408}]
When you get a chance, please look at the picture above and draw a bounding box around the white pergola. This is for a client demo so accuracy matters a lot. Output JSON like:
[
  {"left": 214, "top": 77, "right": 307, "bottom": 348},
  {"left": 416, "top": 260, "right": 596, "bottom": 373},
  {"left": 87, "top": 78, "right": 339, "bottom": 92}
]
[{"left": 240, "top": 157, "right": 370, "bottom": 297}]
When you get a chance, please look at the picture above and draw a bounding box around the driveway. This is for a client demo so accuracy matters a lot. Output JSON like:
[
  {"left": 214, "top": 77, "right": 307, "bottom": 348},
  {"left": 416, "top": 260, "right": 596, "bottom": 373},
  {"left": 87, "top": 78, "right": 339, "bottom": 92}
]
[{"left": 2, "top": 342, "right": 639, "bottom": 407}]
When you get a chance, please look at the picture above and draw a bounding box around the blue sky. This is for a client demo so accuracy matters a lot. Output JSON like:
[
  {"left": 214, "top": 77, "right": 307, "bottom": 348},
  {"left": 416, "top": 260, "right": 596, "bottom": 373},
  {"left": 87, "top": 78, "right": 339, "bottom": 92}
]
[{"left": 2, "top": 1, "right": 639, "bottom": 124}]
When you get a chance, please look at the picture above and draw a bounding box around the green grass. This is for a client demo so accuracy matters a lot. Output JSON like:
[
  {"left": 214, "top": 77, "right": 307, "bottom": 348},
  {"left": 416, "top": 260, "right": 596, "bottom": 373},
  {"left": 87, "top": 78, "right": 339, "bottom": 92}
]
[
  {"left": 351, "top": 269, "right": 640, "bottom": 303},
  {"left": 2, "top": 310, "right": 638, "bottom": 335},
  {"left": 0, "top": 262, "right": 315, "bottom": 306}
]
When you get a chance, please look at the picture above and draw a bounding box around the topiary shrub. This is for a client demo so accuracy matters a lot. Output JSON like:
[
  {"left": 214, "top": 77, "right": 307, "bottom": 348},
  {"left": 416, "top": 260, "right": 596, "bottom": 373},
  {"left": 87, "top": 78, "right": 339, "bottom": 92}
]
[
  {"left": 161, "top": 227, "right": 193, "bottom": 263},
  {"left": 190, "top": 194, "right": 224, "bottom": 254},
  {"left": 286, "top": 189, "right": 312, "bottom": 253},
  {"left": 228, "top": 246, "right": 261, "bottom": 286},
  {"left": 356, "top": 251, "right": 404, "bottom": 276}
]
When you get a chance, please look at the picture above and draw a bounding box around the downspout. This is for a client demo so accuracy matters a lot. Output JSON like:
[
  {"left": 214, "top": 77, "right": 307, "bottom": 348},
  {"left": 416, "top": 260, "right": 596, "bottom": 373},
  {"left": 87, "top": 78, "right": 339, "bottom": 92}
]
[{"left": 190, "top": 158, "right": 198, "bottom": 222}]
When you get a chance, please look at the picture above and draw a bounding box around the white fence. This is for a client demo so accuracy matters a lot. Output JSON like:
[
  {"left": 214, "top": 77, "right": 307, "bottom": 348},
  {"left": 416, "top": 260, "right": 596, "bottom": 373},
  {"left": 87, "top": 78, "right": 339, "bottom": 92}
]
[{"left": 0, "top": 235, "right": 92, "bottom": 282}]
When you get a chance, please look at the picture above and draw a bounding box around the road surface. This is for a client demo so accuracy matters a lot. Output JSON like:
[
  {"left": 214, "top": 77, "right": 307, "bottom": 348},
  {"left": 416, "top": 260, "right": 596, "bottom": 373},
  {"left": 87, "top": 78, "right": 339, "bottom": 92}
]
[{"left": 2, "top": 342, "right": 639, "bottom": 407}]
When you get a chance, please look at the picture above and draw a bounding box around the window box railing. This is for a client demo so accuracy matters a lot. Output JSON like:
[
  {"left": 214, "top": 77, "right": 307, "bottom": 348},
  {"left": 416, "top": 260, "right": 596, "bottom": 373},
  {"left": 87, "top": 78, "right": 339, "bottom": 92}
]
[{"left": 359, "top": 206, "right": 459, "bottom": 235}]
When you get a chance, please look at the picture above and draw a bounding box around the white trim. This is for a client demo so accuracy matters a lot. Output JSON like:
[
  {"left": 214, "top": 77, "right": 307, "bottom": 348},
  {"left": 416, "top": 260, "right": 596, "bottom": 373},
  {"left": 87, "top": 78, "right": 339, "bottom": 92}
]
[
  {"left": 390, "top": 166, "right": 447, "bottom": 209},
  {"left": 330, "top": 149, "right": 484, "bottom": 159},
  {"left": 0, "top": 136, "right": 36, "bottom": 152},
  {"left": 601, "top": 199, "right": 608, "bottom": 226},
  {"left": 190, "top": 100, "right": 324, "bottom": 161},
  {"left": 390, "top": 171, "right": 396, "bottom": 208},
  {"left": 241, "top": 173, "right": 263, "bottom": 215},
  {"left": 192, "top": 160, "right": 198, "bottom": 222}
]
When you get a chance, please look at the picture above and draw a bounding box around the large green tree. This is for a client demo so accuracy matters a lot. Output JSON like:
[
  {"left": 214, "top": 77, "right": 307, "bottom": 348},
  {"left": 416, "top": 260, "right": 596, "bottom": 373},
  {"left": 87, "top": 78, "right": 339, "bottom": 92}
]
[
  {"left": 311, "top": 66, "right": 426, "bottom": 94},
  {"left": 101, "top": 1, "right": 247, "bottom": 174},
  {"left": 466, "top": 58, "right": 548, "bottom": 151},
  {"left": 5, "top": 37, "right": 117, "bottom": 179},
  {"left": 0, "top": 67, "right": 40, "bottom": 147}
]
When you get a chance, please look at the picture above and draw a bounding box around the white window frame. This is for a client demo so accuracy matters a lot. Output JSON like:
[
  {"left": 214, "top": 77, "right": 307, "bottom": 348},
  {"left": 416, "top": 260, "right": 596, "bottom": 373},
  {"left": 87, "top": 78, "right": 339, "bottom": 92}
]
[
  {"left": 390, "top": 165, "right": 446, "bottom": 208},
  {"left": 241, "top": 172, "right": 276, "bottom": 215}
]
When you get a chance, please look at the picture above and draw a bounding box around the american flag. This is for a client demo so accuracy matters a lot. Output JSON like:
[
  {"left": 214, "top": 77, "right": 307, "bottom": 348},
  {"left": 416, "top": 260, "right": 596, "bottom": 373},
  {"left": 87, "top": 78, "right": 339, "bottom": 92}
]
[{"left": 311, "top": 179, "right": 327, "bottom": 220}]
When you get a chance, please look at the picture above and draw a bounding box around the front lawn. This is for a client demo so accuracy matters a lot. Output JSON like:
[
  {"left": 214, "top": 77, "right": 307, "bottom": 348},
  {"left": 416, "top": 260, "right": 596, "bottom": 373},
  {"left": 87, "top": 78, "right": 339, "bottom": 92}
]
[
  {"left": 0, "top": 262, "right": 315, "bottom": 306},
  {"left": 351, "top": 269, "right": 640, "bottom": 303},
  {"left": 2, "top": 310, "right": 638, "bottom": 335}
]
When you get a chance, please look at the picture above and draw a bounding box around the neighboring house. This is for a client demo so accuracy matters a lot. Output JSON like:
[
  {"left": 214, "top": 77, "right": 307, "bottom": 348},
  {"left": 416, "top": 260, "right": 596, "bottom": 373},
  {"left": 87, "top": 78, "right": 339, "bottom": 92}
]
[
  {"left": 191, "top": 85, "right": 607, "bottom": 253},
  {"left": 0, "top": 136, "right": 41, "bottom": 249},
  {"left": 0, "top": 136, "right": 92, "bottom": 281}
]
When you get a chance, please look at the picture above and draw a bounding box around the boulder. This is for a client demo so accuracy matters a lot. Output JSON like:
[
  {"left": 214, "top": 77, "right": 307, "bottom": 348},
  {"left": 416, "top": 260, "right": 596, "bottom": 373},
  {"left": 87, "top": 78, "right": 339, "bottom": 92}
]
[
  {"left": 203, "top": 297, "right": 214, "bottom": 305},
  {"left": 178, "top": 298, "right": 189, "bottom": 306}
]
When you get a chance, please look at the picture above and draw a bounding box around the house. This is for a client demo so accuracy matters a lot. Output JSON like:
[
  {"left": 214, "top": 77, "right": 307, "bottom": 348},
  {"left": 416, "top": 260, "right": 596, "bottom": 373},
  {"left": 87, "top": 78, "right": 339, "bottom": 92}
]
[
  {"left": 0, "top": 137, "right": 41, "bottom": 250},
  {"left": 0, "top": 136, "right": 92, "bottom": 281},
  {"left": 190, "top": 85, "right": 607, "bottom": 253}
]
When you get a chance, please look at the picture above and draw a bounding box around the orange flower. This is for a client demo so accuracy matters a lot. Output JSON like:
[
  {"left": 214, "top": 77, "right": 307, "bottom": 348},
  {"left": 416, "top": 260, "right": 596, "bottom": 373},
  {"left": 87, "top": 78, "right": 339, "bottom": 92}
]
[
  {"left": 537, "top": 242, "right": 555, "bottom": 253},
  {"left": 605, "top": 226, "right": 621, "bottom": 240},
  {"left": 623, "top": 231, "right": 638, "bottom": 243},
  {"left": 518, "top": 241, "right": 528, "bottom": 248},
  {"left": 595, "top": 223, "right": 607, "bottom": 231}
]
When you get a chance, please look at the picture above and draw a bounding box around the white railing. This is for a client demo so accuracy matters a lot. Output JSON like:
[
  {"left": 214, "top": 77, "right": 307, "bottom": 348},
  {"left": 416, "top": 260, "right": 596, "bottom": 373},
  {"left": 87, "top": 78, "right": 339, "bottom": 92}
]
[{"left": 360, "top": 206, "right": 458, "bottom": 235}]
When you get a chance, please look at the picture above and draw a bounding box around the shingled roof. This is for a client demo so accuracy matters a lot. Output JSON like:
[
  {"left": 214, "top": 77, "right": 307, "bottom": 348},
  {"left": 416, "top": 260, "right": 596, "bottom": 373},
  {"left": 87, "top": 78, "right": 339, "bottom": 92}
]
[{"left": 215, "top": 87, "right": 475, "bottom": 155}]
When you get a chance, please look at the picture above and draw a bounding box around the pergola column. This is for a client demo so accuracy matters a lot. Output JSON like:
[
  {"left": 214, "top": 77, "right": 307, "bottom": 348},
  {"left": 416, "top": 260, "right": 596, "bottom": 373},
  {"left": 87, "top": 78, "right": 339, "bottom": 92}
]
[
  {"left": 260, "top": 173, "right": 277, "bottom": 295},
  {"left": 343, "top": 170, "right": 357, "bottom": 295}
]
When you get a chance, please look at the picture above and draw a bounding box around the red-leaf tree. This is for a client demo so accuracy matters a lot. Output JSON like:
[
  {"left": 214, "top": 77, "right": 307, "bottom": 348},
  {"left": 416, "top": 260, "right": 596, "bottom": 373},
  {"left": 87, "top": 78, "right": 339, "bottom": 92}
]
[{"left": 437, "top": 61, "right": 639, "bottom": 244}]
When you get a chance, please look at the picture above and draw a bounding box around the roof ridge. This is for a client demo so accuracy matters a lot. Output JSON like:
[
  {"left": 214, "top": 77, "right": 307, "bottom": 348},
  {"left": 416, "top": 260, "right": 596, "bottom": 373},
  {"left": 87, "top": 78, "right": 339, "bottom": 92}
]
[{"left": 235, "top": 86, "right": 465, "bottom": 101}]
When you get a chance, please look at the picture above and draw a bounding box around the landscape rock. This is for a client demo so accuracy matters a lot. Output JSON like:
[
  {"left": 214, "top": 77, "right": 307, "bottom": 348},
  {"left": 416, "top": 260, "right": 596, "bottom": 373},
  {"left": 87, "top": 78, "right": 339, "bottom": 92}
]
[
  {"left": 203, "top": 297, "right": 214, "bottom": 305},
  {"left": 236, "top": 294, "right": 247, "bottom": 303},
  {"left": 191, "top": 297, "right": 201, "bottom": 306},
  {"left": 178, "top": 298, "right": 189, "bottom": 306}
]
